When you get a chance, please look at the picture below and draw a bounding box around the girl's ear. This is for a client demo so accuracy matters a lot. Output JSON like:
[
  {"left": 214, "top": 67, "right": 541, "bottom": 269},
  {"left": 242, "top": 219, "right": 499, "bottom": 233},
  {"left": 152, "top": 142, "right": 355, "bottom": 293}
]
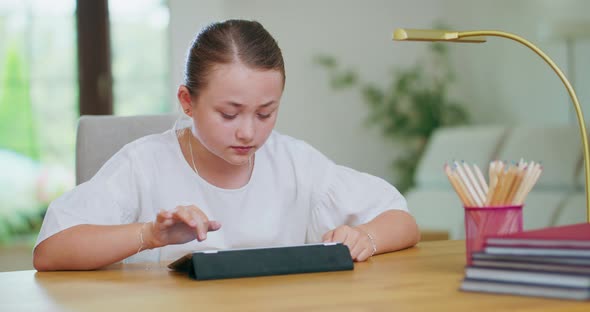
[{"left": 177, "top": 85, "right": 193, "bottom": 117}]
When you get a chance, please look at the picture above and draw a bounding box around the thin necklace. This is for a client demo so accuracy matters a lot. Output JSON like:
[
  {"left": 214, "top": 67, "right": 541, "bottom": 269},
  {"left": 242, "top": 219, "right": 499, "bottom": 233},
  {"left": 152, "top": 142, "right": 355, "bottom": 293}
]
[
  {"left": 187, "top": 130, "right": 253, "bottom": 176},
  {"left": 188, "top": 130, "right": 198, "bottom": 174}
]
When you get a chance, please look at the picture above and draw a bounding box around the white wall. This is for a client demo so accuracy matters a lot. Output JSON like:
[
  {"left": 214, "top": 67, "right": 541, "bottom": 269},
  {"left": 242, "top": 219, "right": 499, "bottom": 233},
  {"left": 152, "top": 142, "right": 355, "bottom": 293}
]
[
  {"left": 169, "top": 0, "right": 224, "bottom": 102},
  {"left": 439, "top": 0, "right": 590, "bottom": 125},
  {"left": 168, "top": 0, "right": 590, "bottom": 184}
]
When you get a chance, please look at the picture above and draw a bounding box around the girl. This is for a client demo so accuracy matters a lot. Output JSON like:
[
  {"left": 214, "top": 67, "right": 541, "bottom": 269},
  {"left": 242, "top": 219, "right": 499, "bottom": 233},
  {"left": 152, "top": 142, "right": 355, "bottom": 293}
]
[{"left": 33, "top": 19, "right": 419, "bottom": 271}]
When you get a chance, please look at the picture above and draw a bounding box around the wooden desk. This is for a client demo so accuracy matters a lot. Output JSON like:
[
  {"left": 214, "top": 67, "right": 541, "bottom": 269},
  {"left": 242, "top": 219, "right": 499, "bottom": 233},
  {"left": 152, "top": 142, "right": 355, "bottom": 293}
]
[
  {"left": 0, "top": 241, "right": 587, "bottom": 311},
  {"left": 420, "top": 229, "right": 449, "bottom": 241}
]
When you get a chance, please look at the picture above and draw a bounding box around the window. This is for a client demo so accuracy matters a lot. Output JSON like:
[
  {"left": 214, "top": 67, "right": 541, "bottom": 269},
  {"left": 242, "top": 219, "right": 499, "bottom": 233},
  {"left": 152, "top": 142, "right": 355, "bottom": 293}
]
[
  {"left": 0, "top": 0, "right": 171, "bottom": 245},
  {"left": 109, "top": 0, "right": 170, "bottom": 115},
  {"left": 0, "top": 0, "right": 77, "bottom": 243}
]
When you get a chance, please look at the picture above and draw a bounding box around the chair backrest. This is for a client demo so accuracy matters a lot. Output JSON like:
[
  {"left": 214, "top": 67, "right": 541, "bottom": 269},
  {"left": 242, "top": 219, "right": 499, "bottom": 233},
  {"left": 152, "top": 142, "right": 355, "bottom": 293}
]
[{"left": 76, "top": 114, "right": 178, "bottom": 185}]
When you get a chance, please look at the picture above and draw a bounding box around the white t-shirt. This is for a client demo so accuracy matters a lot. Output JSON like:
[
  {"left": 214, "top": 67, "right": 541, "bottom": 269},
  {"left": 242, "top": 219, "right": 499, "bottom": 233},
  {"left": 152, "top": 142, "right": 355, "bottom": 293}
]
[{"left": 36, "top": 129, "right": 408, "bottom": 262}]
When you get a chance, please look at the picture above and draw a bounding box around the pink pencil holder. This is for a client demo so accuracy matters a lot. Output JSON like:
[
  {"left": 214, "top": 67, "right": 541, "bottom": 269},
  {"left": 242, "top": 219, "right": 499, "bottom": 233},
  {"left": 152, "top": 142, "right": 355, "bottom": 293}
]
[{"left": 464, "top": 205, "right": 523, "bottom": 265}]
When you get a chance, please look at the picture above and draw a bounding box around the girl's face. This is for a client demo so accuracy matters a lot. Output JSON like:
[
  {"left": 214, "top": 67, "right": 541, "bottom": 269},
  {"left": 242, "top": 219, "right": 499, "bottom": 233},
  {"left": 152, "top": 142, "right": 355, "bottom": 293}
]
[{"left": 187, "top": 62, "right": 284, "bottom": 166}]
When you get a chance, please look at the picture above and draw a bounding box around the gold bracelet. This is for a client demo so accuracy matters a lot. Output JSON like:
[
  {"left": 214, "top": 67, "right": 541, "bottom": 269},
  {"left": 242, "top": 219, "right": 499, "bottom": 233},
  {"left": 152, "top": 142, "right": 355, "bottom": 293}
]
[
  {"left": 366, "top": 232, "right": 377, "bottom": 256},
  {"left": 358, "top": 228, "right": 377, "bottom": 256},
  {"left": 137, "top": 222, "right": 148, "bottom": 254}
]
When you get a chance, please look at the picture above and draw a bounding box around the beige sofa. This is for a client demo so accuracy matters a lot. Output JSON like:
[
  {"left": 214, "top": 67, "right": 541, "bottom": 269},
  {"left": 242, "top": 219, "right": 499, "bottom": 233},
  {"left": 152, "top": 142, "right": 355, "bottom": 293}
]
[{"left": 406, "top": 124, "right": 586, "bottom": 239}]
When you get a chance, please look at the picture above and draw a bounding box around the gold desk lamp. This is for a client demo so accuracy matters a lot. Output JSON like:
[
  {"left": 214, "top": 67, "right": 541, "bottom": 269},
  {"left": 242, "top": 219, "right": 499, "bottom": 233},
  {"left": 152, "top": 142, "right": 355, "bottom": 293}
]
[{"left": 393, "top": 28, "right": 590, "bottom": 223}]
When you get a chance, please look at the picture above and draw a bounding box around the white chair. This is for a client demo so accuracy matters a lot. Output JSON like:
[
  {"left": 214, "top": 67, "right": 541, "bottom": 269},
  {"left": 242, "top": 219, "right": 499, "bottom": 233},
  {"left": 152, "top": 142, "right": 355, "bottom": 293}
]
[{"left": 75, "top": 114, "right": 178, "bottom": 185}]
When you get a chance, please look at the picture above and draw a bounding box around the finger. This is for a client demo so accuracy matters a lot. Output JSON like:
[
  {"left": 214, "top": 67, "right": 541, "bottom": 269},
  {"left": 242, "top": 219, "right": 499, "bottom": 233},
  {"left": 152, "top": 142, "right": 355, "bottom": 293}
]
[
  {"left": 189, "top": 209, "right": 213, "bottom": 240},
  {"left": 188, "top": 208, "right": 208, "bottom": 226},
  {"left": 332, "top": 228, "right": 349, "bottom": 246},
  {"left": 161, "top": 219, "right": 175, "bottom": 227},
  {"left": 193, "top": 217, "right": 208, "bottom": 241},
  {"left": 208, "top": 220, "right": 222, "bottom": 231},
  {"left": 192, "top": 213, "right": 210, "bottom": 241},
  {"left": 322, "top": 230, "right": 334, "bottom": 242},
  {"left": 157, "top": 216, "right": 175, "bottom": 226},
  {"left": 155, "top": 212, "right": 174, "bottom": 230},
  {"left": 156, "top": 210, "right": 172, "bottom": 223},
  {"left": 349, "top": 236, "right": 365, "bottom": 260},
  {"left": 342, "top": 229, "right": 360, "bottom": 246},
  {"left": 343, "top": 231, "right": 362, "bottom": 258},
  {"left": 355, "top": 247, "right": 373, "bottom": 262},
  {"left": 172, "top": 207, "right": 197, "bottom": 227}
]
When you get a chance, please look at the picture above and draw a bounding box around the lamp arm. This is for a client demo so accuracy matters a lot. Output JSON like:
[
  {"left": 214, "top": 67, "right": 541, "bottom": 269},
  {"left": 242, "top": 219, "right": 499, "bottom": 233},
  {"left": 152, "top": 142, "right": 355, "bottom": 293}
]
[{"left": 459, "top": 30, "right": 590, "bottom": 222}]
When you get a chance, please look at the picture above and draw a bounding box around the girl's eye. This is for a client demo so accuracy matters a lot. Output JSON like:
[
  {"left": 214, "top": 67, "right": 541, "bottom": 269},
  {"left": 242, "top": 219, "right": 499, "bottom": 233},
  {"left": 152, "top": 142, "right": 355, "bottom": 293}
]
[
  {"left": 257, "top": 113, "right": 272, "bottom": 119},
  {"left": 221, "top": 113, "right": 237, "bottom": 120}
]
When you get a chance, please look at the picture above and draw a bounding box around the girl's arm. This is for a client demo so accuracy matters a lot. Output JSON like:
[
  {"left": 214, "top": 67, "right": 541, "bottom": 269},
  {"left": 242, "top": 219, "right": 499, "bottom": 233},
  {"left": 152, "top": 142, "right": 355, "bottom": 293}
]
[
  {"left": 33, "top": 205, "right": 221, "bottom": 271},
  {"left": 358, "top": 209, "right": 420, "bottom": 254},
  {"left": 34, "top": 223, "right": 148, "bottom": 271}
]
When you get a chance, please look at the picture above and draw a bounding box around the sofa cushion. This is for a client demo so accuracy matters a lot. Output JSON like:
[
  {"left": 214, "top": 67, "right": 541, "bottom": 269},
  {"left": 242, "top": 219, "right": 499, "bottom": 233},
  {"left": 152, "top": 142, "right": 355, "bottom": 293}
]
[
  {"left": 405, "top": 189, "right": 465, "bottom": 239},
  {"left": 415, "top": 125, "right": 507, "bottom": 190},
  {"left": 521, "top": 191, "right": 571, "bottom": 230},
  {"left": 495, "top": 125, "right": 581, "bottom": 190},
  {"left": 554, "top": 193, "right": 588, "bottom": 225}
]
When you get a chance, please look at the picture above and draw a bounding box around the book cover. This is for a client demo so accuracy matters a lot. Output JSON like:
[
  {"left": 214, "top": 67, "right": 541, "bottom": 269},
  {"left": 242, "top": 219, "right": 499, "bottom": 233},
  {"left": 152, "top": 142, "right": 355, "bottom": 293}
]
[
  {"left": 485, "top": 223, "right": 590, "bottom": 249},
  {"left": 471, "top": 259, "right": 590, "bottom": 274},
  {"left": 484, "top": 246, "right": 590, "bottom": 257},
  {"left": 464, "top": 266, "right": 590, "bottom": 288},
  {"left": 460, "top": 278, "right": 590, "bottom": 301},
  {"left": 471, "top": 251, "right": 590, "bottom": 266}
]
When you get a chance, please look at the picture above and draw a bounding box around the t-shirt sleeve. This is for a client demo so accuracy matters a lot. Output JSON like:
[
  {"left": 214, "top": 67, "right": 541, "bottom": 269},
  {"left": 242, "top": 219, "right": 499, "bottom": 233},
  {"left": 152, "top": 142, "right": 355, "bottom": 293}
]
[
  {"left": 34, "top": 145, "right": 141, "bottom": 248},
  {"left": 304, "top": 145, "right": 408, "bottom": 243}
]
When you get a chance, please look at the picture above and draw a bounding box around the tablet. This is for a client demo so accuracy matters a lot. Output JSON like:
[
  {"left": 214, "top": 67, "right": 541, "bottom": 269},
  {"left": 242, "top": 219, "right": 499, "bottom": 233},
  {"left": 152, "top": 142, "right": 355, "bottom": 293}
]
[{"left": 168, "top": 243, "right": 353, "bottom": 280}]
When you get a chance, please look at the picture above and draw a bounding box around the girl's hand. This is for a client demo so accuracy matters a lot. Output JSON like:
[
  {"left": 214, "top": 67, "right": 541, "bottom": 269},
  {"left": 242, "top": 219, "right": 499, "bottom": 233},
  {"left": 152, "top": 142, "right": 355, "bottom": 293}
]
[
  {"left": 146, "top": 205, "right": 222, "bottom": 248},
  {"left": 322, "top": 225, "right": 375, "bottom": 262}
]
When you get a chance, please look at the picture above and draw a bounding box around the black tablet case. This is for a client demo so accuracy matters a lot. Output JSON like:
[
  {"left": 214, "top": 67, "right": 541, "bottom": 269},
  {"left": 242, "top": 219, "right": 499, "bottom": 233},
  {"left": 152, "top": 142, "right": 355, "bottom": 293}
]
[{"left": 168, "top": 243, "right": 354, "bottom": 280}]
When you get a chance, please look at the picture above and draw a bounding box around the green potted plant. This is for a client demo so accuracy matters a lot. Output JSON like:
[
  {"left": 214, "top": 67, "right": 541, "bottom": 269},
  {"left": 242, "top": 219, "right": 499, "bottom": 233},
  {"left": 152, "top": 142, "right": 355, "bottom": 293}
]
[{"left": 316, "top": 41, "right": 469, "bottom": 193}]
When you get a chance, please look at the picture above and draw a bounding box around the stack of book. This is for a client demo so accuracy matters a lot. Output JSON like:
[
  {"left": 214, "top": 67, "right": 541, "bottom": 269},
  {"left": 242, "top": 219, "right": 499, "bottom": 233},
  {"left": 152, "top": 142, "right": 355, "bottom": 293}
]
[{"left": 460, "top": 223, "right": 590, "bottom": 300}]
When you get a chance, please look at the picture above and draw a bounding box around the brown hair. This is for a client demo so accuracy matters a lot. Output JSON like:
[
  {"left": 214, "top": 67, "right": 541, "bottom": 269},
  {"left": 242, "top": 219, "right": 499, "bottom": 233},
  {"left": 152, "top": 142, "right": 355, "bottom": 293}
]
[{"left": 184, "top": 19, "right": 285, "bottom": 99}]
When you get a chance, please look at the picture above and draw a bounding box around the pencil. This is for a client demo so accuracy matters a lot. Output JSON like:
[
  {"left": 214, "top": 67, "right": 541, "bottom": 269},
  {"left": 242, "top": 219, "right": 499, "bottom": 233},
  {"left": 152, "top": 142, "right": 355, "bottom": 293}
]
[
  {"left": 490, "top": 165, "right": 506, "bottom": 206},
  {"left": 506, "top": 164, "right": 526, "bottom": 204},
  {"left": 513, "top": 162, "right": 538, "bottom": 204},
  {"left": 473, "top": 164, "right": 489, "bottom": 194},
  {"left": 485, "top": 161, "right": 499, "bottom": 205},
  {"left": 454, "top": 161, "right": 483, "bottom": 207},
  {"left": 445, "top": 164, "right": 471, "bottom": 206},
  {"left": 517, "top": 165, "right": 543, "bottom": 204},
  {"left": 445, "top": 159, "right": 542, "bottom": 208},
  {"left": 462, "top": 161, "right": 486, "bottom": 205},
  {"left": 497, "top": 165, "right": 517, "bottom": 205}
]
